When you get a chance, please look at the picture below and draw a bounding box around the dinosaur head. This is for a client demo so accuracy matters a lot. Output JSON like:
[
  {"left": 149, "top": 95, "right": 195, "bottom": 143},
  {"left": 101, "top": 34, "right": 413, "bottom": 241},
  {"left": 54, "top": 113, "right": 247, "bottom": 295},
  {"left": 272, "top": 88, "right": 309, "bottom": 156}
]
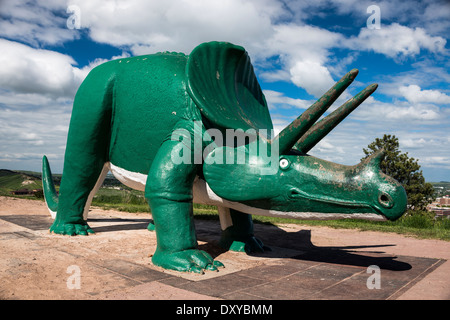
[
  {"left": 203, "top": 145, "right": 407, "bottom": 221},
  {"left": 202, "top": 68, "right": 407, "bottom": 221},
  {"left": 275, "top": 149, "right": 406, "bottom": 220}
]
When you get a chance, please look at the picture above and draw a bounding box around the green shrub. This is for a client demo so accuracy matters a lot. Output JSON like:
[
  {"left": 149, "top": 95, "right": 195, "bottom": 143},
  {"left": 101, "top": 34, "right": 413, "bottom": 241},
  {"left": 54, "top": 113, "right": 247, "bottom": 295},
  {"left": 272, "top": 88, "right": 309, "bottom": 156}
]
[
  {"left": 434, "top": 217, "right": 450, "bottom": 230},
  {"left": 398, "top": 214, "right": 433, "bottom": 229},
  {"left": 33, "top": 189, "right": 44, "bottom": 199}
]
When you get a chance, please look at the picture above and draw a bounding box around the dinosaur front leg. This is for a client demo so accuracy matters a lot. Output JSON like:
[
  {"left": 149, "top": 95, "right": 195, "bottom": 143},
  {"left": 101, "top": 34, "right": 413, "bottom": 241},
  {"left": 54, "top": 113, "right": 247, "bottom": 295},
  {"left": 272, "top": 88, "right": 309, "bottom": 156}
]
[
  {"left": 218, "top": 208, "right": 270, "bottom": 253},
  {"left": 146, "top": 138, "right": 223, "bottom": 273}
]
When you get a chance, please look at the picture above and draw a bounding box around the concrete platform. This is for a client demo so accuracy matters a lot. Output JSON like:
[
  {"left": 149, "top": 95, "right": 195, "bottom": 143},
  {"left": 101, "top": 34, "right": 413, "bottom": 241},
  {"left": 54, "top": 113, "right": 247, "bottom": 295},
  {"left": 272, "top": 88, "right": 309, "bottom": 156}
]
[{"left": 0, "top": 197, "right": 449, "bottom": 301}]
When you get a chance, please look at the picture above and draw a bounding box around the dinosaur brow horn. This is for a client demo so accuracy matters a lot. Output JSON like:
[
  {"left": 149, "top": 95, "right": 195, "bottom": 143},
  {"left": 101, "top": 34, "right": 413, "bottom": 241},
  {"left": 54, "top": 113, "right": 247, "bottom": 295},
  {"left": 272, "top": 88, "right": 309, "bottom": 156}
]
[
  {"left": 274, "top": 69, "right": 359, "bottom": 155},
  {"left": 294, "top": 83, "right": 378, "bottom": 154}
]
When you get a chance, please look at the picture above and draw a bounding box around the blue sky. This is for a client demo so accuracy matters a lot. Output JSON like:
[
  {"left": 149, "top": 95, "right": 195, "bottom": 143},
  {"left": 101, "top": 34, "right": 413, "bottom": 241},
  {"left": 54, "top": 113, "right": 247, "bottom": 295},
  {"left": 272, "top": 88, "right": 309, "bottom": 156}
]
[{"left": 0, "top": 0, "right": 449, "bottom": 182}]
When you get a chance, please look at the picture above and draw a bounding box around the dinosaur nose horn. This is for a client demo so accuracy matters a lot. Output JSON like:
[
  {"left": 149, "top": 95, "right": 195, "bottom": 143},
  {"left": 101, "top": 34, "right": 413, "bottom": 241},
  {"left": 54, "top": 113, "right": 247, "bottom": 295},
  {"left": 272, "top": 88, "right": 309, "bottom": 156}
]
[
  {"left": 365, "top": 148, "right": 386, "bottom": 169},
  {"left": 274, "top": 69, "right": 358, "bottom": 155}
]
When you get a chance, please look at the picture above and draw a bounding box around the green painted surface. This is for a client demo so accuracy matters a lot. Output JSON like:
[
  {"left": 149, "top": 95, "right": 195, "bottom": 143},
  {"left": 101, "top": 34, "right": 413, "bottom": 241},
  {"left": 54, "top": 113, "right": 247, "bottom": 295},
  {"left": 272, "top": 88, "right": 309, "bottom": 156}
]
[
  {"left": 187, "top": 42, "right": 272, "bottom": 133},
  {"left": 42, "top": 41, "right": 407, "bottom": 273},
  {"left": 219, "top": 209, "right": 270, "bottom": 253},
  {"left": 204, "top": 147, "right": 407, "bottom": 221}
]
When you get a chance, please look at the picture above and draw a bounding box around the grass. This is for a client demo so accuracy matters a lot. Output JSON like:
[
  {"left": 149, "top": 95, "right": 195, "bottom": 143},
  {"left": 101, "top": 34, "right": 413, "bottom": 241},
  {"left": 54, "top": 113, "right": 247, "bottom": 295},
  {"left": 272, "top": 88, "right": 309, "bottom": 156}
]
[
  {"left": 0, "top": 169, "right": 42, "bottom": 196},
  {"left": 88, "top": 188, "right": 450, "bottom": 241},
  {"left": 91, "top": 188, "right": 150, "bottom": 212},
  {"left": 2, "top": 171, "right": 448, "bottom": 241},
  {"left": 289, "top": 215, "right": 450, "bottom": 241},
  {"left": 195, "top": 208, "right": 450, "bottom": 241}
]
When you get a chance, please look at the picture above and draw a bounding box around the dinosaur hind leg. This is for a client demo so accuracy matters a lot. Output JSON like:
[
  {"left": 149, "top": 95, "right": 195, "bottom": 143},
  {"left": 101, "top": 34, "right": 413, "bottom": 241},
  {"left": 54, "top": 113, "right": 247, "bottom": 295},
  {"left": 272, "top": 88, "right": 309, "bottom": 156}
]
[
  {"left": 218, "top": 208, "right": 270, "bottom": 253},
  {"left": 50, "top": 66, "right": 114, "bottom": 236},
  {"left": 82, "top": 162, "right": 110, "bottom": 221}
]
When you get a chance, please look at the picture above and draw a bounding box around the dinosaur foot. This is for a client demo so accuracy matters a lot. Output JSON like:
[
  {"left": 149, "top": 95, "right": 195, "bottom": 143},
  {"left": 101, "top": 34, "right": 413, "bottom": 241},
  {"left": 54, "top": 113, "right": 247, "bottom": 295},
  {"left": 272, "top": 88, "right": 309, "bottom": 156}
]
[
  {"left": 49, "top": 221, "right": 94, "bottom": 236},
  {"left": 221, "top": 236, "right": 271, "bottom": 254},
  {"left": 152, "top": 249, "right": 224, "bottom": 274}
]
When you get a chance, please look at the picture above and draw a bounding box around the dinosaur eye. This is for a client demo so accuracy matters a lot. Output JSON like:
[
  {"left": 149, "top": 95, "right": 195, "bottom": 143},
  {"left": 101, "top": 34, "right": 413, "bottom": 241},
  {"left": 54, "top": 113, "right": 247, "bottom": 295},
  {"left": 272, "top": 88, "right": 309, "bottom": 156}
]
[
  {"left": 378, "top": 192, "right": 394, "bottom": 209},
  {"left": 279, "top": 158, "right": 290, "bottom": 170}
]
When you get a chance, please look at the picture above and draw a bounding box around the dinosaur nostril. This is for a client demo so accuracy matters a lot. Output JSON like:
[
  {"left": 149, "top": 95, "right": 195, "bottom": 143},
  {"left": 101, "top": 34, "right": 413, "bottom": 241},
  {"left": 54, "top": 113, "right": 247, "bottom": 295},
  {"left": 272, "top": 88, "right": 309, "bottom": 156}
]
[{"left": 378, "top": 192, "right": 393, "bottom": 208}]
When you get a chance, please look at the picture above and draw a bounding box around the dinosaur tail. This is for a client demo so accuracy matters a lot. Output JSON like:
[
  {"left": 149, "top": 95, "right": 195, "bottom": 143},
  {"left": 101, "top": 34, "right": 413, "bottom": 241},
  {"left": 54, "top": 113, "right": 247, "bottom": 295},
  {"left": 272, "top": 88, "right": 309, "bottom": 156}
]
[{"left": 42, "top": 155, "right": 58, "bottom": 219}]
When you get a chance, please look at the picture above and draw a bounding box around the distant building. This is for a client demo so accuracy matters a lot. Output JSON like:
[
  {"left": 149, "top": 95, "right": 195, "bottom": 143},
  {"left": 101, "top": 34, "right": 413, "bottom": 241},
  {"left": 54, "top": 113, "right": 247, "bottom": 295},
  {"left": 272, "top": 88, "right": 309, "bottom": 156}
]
[
  {"left": 11, "top": 189, "right": 42, "bottom": 196},
  {"left": 427, "top": 195, "right": 450, "bottom": 218},
  {"left": 438, "top": 196, "right": 450, "bottom": 205}
]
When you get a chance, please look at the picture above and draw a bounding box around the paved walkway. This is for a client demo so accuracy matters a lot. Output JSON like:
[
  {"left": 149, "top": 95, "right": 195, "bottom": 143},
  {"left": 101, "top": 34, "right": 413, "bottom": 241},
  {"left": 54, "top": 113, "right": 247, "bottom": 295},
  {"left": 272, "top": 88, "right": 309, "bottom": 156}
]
[{"left": 0, "top": 197, "right": 448, "bottom": 300}]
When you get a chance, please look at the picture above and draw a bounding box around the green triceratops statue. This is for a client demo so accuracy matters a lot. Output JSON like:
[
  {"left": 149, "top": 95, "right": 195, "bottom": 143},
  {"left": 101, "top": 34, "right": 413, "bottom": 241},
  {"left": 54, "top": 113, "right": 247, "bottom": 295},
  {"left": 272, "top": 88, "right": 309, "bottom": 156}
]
[{"left": 42, "top": 42, "right": 407, "bottom": 273}]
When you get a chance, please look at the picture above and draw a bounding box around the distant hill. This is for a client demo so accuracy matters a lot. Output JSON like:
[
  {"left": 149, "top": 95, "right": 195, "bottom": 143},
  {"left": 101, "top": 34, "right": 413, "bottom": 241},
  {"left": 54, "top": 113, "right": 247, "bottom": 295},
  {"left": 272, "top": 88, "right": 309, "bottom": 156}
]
[
  {"left": 0, "top": 169, "right": 43, "bottom": 195},
  {"left": 0, "top": 169, "right": 122, "bottom": 196},
  {"left": 431, "top": 181, "right": 450, "bottom": 197}
]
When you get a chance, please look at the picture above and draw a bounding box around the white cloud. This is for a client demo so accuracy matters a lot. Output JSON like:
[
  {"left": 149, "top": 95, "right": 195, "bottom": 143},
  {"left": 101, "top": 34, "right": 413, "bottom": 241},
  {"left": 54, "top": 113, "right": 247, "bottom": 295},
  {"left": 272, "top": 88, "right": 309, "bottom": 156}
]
[
  {"left": 399, "top": 133, "right": 450, "bottom": 171},
  {"left": 349, "top": 23, "right": 447, "bottom": 59},
  {"left": 0, "top": 39, "right": 129, "bottom": 99},
  {"left": 263, "top": 90, "right": 314, "bottom": 110},
  {"left": 421, "top": 2, "right": 450, "bottom": 36},
  {"left": 69, "top": 0, "right": 278, "bottom": 55},
  {"left": 66, "top": 1, "right": 344, "bottom": 99},
  {"left": 289, "top": 60, "right": 335, "bottom": 97},
  {"left": 313, "top": 139, "right": 345, "bottom": 155},
  {"left": 401, "top": 137, "right": 428, "bottom": 149},
  {"left": 259, "top": 69, "right": 291, "bottom": 83},
  {"left": 386, "top": 105, "right": 440, "bottom": 121},
  {"left": 421, "top": 156, "right": 450, "bottom": 169},
  {"left": 261, "top": 24, "right": 345, "bottom": 98},
  {"left": 399, "top": 84, "right": 450, "bottom": 104},
  {"left": 0, "top": 39, "right": 128, "bottom": 172},
  {"left": 266, "top": 24, "right": 344, "bottom": 61},
  {"left": 354, "top": 98, "right": 441, "bottom": 122},
  {"left": 0, "top": 0, "right": 78, "bottom": 46},
  {"left": 0, "top": 103, "right": 71, "bottom": 172},
  {"left": 0, "top": 39, "right": 83, "bottom": 98}
]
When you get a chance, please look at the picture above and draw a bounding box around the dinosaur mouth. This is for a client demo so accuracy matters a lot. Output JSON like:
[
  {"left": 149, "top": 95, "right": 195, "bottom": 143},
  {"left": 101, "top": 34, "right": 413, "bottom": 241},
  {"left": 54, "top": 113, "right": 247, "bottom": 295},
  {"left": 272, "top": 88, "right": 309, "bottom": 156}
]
[{"left": 287, "top": 187, "right": 382, "bottom": 214}]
